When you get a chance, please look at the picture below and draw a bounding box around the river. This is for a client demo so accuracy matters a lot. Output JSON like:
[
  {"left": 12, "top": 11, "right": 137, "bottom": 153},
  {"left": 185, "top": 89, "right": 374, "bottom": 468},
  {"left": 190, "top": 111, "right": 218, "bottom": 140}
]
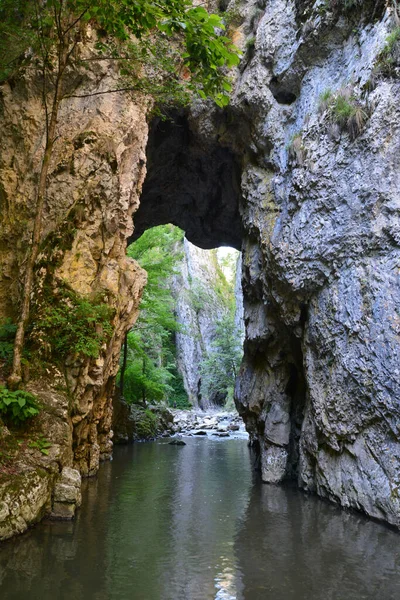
[{"left": 0, "top": 437, "right": 399, "bottom": 599}]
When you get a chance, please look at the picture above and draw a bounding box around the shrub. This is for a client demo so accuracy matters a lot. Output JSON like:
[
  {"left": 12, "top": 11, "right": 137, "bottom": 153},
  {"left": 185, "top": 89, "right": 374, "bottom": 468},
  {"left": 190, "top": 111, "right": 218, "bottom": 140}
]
[
  {"left": 382, "top": 27, "right": 400, "bottom": 56},
  {"left": 319, "top": 86, "right": 368, "bottom": 140},
  {"left": 372, "top": 27, "right": 400, "bottom": 79},
  {"left": 0, "top": 387, "right": 40, "bottom": 424},
  {"left": 29, "top": 436, "right": 52, "bottom": 455},
  {"left": 135, "top": 409, "right": 158, "bottom": 439},
  {"left": 0, "top": 319, "right": 16, "bottom": 363},
  {"left": 31, "top": 287, "right": 114, "bottom": 362}
]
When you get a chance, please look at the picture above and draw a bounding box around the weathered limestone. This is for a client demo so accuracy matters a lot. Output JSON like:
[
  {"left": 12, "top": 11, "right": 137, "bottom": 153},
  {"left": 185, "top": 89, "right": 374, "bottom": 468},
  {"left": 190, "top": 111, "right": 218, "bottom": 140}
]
[
  {"left": 0, "top": 40, "right": 148, "bottom": 537},
  {"left": 0, "top": 470, "right": 54, "bottom": 541},
  {"left": 0, "top": 50, "right": 148, "bottom": 478},
  {"left": 51, "top": 468, "right": 82, "bottom": 520},
  {"left": 230, "top": 0, "right": 400, "bottom": 527}
]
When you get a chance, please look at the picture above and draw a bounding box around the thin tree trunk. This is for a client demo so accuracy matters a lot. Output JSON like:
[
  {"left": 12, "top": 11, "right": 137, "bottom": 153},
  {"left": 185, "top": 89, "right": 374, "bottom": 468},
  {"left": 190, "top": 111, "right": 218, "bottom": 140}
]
[
  {"left": 8, "top": 44, "right": 68, "bottom": 389},
  {"left": 142, "top": 357, "right": 146, "bottom": 407},
  {"left": 120, "top": 333, "right": 128, "bottom": 398}
]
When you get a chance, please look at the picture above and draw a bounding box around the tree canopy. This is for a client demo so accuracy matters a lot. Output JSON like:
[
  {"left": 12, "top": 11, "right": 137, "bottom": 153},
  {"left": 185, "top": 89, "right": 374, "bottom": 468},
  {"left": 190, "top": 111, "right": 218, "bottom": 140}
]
[
  {"left": 120, "top": 225, "right": 189, "bottom": 407},
  {"left": 0, "top": 0, "right": 240, "bottom": 106}
]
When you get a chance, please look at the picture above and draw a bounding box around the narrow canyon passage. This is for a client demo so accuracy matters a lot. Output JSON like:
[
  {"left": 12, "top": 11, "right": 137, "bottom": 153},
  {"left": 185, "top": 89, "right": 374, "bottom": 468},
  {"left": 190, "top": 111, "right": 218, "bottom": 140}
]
[{"left": 1, "top": 2, "right": 400, "bottom": 599}]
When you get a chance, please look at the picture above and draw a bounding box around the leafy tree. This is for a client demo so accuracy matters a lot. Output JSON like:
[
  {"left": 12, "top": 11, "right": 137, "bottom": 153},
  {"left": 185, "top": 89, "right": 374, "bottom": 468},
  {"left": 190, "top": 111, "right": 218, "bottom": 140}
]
[
  {"left": 0, "top": 0, "right": 240, "bottom": 388},
  {"left": 200, "top": 311, "right": 243, "bottom": 406},
  {"left": 119, "top": 225, "right": 187, "bottom": 406}
]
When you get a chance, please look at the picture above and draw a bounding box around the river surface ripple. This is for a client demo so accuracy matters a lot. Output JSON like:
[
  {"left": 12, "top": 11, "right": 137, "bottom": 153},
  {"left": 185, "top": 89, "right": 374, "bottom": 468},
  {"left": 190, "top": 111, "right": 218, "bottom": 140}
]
[{"left": 0, "top": 437, "right": 399, "bottom": 600}]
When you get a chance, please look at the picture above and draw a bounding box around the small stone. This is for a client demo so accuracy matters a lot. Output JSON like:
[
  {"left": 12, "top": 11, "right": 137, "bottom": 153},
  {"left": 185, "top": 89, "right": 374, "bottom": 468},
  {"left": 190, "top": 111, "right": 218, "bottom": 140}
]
[{"left": 169, "top": 439, "right": 186, "bottom": 446}]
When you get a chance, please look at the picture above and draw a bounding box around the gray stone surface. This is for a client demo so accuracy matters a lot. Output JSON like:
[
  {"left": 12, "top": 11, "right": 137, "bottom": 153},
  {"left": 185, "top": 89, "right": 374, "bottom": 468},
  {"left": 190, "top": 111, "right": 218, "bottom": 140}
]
[
  {"left": 173, "top": 240, "right": 243, "bottom": 409},
  {"left": 51, "top": 467, "right": 82, "bottom": 520},
  {"left": 230, "top": 0, "right": 400, "bottom": 527}
]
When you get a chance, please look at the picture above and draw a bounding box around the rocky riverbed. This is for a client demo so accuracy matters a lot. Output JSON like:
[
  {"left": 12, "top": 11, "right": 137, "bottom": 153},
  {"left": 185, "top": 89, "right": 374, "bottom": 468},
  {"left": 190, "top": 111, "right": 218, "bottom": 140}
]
[
  {"left": 112, "top": 398, "right": 248, "bottom": 443},
  {"left": 168, "top": 410, "right": 248, "bottom": 440}
]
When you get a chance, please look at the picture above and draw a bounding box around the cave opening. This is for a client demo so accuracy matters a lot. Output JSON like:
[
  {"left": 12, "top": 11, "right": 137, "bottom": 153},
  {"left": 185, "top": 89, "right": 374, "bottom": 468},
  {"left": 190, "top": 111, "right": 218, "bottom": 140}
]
[
  {"left": 131, "top": 110, "right": 244, "bottom": 250},
  {"left": 126, "top": 221, "right": 244, "bottom": 412},
  {"left": 129, "top": 109, "right": 308, "bottom": 482},
  {"left": 126, "top": 110, "right": 246, "bottom": 411}
]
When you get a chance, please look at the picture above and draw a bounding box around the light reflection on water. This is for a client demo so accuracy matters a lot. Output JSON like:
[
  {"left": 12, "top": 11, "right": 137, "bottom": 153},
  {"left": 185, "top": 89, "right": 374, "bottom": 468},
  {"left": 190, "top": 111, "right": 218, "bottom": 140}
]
[{"left": 0, "top": 437, "right": 399, "bottom": 600}]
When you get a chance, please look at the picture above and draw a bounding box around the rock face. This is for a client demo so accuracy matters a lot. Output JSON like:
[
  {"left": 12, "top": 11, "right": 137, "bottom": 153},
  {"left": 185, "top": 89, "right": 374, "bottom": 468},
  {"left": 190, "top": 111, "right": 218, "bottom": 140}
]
[
  {"left": 0, "top": 53, "right": 148, "bottom": 478},
  {"left": 173, "top": 239, "right": 239, "bottom": 409},
  {"left": 0, "top": 41, "right": 148, "bottom": 536},
  {"left": 229, "top": 0, "right": 400, "bottom": 528},
  {"left": 0, "top": 469, "right": 54, "bottom": 541},
  {"left": 51, "top": 467, "right": 82, "bottom": 520}
]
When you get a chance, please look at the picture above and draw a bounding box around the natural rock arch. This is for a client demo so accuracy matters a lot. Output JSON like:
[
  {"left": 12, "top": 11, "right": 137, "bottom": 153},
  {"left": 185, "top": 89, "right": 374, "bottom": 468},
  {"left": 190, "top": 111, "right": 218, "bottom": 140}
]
[{"left": 131, "top": 111, "right": 243, "bottom": 250}]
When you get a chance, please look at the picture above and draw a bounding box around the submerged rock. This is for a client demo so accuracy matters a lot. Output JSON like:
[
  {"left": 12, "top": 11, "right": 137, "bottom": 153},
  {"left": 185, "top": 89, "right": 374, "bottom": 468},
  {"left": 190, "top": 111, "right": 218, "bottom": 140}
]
[
  {"left": 51, "top": 467, "right": 82, "bottom": 521},
  {"left": 169, "top": 439, "right": 186, "bottom": 446}
]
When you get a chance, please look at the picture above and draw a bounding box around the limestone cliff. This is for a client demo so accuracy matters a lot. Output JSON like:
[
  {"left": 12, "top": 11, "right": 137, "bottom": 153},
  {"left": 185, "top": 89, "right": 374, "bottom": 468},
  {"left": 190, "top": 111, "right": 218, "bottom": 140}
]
[
  {"left": 227, "top": 0, "right": 400, "bottom": 528},
  {"left": 0, "top": 47, "right": 148, "bottom": 537},
  {"left": 173, "top": 239, "right": 241, "bottom": 409}
]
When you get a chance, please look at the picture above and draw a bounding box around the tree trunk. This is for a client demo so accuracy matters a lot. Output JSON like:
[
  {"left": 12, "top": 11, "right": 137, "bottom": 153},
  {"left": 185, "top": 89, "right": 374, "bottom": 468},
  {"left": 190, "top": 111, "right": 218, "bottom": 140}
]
[
  {"left": 8, "top": 44, "right": 68, "bottom": 389},
  {"left": 119, "top": 333, "right": 128, "bottom": 398},
  {"left": 142, "top": 357, "right": 146, "bottom": 407}
]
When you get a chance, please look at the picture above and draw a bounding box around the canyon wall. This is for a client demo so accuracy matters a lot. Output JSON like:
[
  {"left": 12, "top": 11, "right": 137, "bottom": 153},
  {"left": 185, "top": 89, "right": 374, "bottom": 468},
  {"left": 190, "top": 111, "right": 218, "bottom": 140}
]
[
  {"left": 173, "top": 240, "right": 242, "bottom": 409},
  {"left": 227, "top": 0, "right": 400, "bottom": 528},
  {"left": 0, "top": 43, "right": 148, "bottom": 537}
]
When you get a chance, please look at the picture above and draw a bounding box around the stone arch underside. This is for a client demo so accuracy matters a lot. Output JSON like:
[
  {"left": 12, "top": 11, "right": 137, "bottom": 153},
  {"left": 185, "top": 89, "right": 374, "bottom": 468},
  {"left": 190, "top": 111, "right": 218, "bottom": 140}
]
[{"left": 131, "top": 111, "right": 243, "bottom": 251}]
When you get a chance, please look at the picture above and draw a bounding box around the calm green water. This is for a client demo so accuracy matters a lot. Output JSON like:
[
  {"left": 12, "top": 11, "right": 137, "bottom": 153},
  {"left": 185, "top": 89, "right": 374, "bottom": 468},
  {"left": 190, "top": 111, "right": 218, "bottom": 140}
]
[{"left": 0, "top": 438, "right": 399, "bottom": 600}]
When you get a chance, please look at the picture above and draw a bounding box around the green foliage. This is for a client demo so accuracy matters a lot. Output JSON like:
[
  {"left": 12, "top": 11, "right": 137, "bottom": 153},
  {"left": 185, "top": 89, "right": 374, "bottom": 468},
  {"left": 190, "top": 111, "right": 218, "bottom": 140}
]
[
  {"left": 29, "top": 435, "right": 51, "bottom": 455},
  {"left": 200, "top": 312, "right": 243, "bottom": 406},
  {"left": 0, "top": 0, "right": 36, "bottom": 82},
  {"left": 32, "top": 287, "right": 114, "bottom": 362},
  {"left": 245, "top": 36, "right": 256, "bottom": 50},
  {"left": 0, "top": 319, "right": 17, "bottom": 363},
  {"left": 168, "top": 363, "right": 191, "bottom": 409},
  {"left": 0, "top": 0, "right": 241, "bottom": 107},
  {"left": 319, "top": 86, "right": 368, "bottom": 140},
  {"left": 382, "top": 27, "right": 400, "bottom": 56},
  {"left": 0, "top": 386, "right": 40, "bottom": 424},
  {"left": 319, "top": 88, "right": 333, "bottom": 111},
  {"left": 121, "top": 225, "right": 187, "bottom": 406},
  {"left": 135, "top": 408, "right": 158, "bottom": 439},
  {"left": 121, "top": 340, "right": 175, "bottom": 404},
  {"left": 372, "top": 27, "right": 400, "bottom": 80}
]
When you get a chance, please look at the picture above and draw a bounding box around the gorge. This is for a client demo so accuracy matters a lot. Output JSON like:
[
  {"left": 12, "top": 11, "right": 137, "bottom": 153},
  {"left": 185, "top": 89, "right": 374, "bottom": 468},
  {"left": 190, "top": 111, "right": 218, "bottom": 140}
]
[{"left": 0, "top": 0, "right": 399, "bottom": 555}]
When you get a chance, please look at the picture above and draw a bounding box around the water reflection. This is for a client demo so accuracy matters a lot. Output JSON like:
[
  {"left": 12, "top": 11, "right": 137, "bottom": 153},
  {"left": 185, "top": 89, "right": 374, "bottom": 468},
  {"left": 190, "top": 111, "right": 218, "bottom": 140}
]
[
  {"left": 234, "top": 478, "right": 400, "bottom": 600},
  {"left": 0, "top": 439, "right": 399, "bottom": 600}
]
